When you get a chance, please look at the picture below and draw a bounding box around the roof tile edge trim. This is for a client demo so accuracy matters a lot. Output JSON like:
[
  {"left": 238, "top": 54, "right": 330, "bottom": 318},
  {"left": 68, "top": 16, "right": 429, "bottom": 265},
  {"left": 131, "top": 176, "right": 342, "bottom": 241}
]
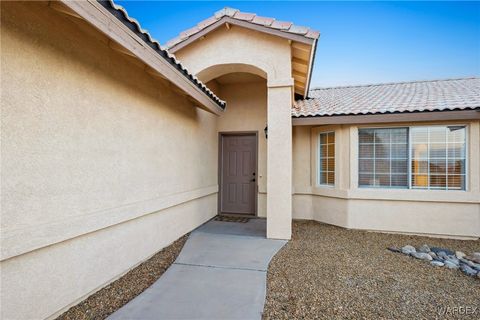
[
  {"left": 292, "top": 106, "right": 480, "bottom": 118},
  {"left": 308, "top": 77, "right": 480, "bottom": 92},
  {"left": 165, "top": 6, "right": 320, "bottom": 49},
  {"left": 98, "top": 0, "right": 226, "bottom": 109}
]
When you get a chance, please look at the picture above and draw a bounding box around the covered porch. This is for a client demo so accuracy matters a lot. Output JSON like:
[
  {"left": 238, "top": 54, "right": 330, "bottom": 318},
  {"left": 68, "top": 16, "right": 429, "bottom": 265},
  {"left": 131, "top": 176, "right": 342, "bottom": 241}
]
[{"left": 168, "top": 9, "right": 318, "bottom": 239}]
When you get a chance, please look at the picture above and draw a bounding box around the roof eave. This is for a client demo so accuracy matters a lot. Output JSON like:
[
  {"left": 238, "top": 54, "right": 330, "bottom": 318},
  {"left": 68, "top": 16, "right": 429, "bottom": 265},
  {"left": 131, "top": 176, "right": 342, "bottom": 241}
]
[
  {"left": 292, "top": 109, "right": 480, "bottom": 126},
  {"left": 303, "top": 37, "right": 318, "bottom": 98},
  {"left": 55, "top": 0, "right": 225, "bottom": 115}
]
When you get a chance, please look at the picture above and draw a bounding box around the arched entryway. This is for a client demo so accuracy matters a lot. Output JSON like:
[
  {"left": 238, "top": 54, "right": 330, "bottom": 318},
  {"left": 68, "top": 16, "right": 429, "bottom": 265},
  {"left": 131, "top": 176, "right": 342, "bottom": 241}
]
[
  {"left": 171, "top": 27, "right": 296, "bottom": 240},
  {"left": 199, "top": 66, "right": 267, "bottom": 219}
]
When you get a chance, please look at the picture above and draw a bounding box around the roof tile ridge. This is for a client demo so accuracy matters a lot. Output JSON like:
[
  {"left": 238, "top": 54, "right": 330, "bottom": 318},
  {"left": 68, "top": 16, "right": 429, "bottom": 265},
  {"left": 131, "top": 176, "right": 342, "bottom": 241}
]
[{"left": 309, "top": 77, "right": 479, "bottom": 92}]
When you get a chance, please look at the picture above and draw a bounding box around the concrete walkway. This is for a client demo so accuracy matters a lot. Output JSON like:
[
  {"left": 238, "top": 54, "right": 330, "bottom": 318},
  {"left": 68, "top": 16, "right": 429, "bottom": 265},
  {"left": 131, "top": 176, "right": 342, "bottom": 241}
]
[{"left": 108, "top": 218, "right": 286, "bottom": 320}]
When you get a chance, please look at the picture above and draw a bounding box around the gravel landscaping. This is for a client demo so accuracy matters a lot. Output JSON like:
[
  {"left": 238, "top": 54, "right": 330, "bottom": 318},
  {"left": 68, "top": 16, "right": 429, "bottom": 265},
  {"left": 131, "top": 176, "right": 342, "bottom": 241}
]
[
  {"left": 263, "top": 221, "right": 479, "bottom": 320},
  {"left": 56, "top": 235, "right": 188, "bottom": 320}
]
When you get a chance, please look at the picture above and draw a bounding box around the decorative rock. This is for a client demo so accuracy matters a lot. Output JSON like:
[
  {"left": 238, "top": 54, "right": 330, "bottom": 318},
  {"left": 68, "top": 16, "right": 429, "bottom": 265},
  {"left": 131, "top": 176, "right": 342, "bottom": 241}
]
[
  {"left": 444, "top": 261, "right": 459, "bottom": 269},
  {"left": 460, "top": 258, "right": 480, "bottom": 270},
  {"left": 445, "top": 256, "right": 460, "bottom": 265},
  {"left": 428, "top": 252, "right": 438, "bottom": 260},
  {"left": 437, "top": 251, "right": 449, "bottom": 259},
  {"left": 430, "top": 247, "right": 454, "bottom": 256},
  {"left": 430, "top": 260, "right": 444, "bottom": 267},
  {"left": 411, "top": 252, "right": 433, "bottom": 261},
  {"left": 401, "top": 245, "right": 416, "bottom": 255},
  {"left": 391, "top": 244, "right": 480, "bottom": 278},
  {"left": 465, "top": 256, "right": 480, "bottom": 264},
  {"left": 460, "top": 264, "right": 477, "bottom": 277},
  {"left": 467, "top": 252, "right": 480, "bottom": 264},
  {"left": 387, "top": 247, "right": 401, "bottom": 253},
  {"left": 418, "top": 244, "right": 430, "bottom": 253}
]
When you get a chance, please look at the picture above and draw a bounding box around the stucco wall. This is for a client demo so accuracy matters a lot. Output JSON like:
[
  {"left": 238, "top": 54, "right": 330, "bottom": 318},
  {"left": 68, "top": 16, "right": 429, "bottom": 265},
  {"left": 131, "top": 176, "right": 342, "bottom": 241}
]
[
  {"left": 1, "top": 2, "right": 218, "bottom": 318},
  {"left": 173, "top": 26, "right": 291, "bottom": 81},
  {"left": 292, "top": 121, "right": 480, "bottom": 239}
]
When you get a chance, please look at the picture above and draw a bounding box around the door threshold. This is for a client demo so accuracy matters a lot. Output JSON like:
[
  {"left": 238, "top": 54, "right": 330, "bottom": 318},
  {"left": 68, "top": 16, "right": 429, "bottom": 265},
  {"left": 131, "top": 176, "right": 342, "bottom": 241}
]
[{"left": 217, "top": 213, "right": 257, "bottom": 219}]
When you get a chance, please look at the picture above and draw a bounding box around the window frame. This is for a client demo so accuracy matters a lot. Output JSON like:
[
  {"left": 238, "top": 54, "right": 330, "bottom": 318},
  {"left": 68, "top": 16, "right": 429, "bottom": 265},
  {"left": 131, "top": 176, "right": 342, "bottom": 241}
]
[
  {"left": 357, "top": 124, "right": 468, "bottom": 191},
  {"left": 317, "top": 131, "right": 335, "bottom": 187},
  {"left": 408, "top": 125, "right": 468, "bottom": 191},
  {"left": 357, "top": 126, "right": 409, "bottom": 189}
]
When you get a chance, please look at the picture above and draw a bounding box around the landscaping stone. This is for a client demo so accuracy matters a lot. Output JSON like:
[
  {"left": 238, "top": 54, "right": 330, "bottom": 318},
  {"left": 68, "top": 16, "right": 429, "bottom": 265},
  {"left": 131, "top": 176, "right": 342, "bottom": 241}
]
[
  {"left": 401, "top": 245, "right": 416, "bottom": 255},
  {"left": 411, "top": 252, "right": 433, "bottom": 261},
  {"left": 418, "top": 244, "right": 430, "bottom": 253},
  {"left": 430, "top": 247, "right": 454, "bottom": 256},
  {"left": 445, "top": 256, "right": 460, "bottom": 265},
  {"left": 467, "top": 252, "right": 480, "bottom": 264},
  {"left": 387, "top": 247, "right": 401, "bottom": 253},
  {"left": 437, "top": 251, "right": 449, "bottom": 259},
  {"left": 427, "top": 252, "right": 438, "bottom": 260},
  {"left": 444, "top": 260, "right": 459, "bottom": 269},
  {"left": 393, "top": 243, "right": 480, "bottom": 279},
  {"left": 460, "top": 258, "right": 480, "bottom": 270},
  {"left": 460, "top": 264, "right": 477, "bottom": 277}
]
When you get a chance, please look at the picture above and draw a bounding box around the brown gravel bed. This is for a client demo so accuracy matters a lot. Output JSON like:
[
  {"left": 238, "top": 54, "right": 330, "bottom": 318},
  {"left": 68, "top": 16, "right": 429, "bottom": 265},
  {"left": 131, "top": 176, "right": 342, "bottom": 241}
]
[
  {"left": 56, "top": 235, "right": 188, "bottom": 320},
  {"left": 263, "top": 221, "right": 480, "bottom": 320}
]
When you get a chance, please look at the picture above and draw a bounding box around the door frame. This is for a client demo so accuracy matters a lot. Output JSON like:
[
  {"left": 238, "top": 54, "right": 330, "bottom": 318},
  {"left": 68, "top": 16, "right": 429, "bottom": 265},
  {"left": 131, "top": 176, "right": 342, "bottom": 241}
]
[{"left": 218, "top": 131, "right": 259, "bottom": 216}]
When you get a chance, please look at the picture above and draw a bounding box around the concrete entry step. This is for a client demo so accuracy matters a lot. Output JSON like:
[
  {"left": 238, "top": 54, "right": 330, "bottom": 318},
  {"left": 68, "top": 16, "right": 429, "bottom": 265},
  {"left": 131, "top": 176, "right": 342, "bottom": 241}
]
[
  {"left": 108, "top": 218, "right": 286, "bottom": 320},
  {"left": 196, "top": 217, "right": 267, "bottom": 238}
]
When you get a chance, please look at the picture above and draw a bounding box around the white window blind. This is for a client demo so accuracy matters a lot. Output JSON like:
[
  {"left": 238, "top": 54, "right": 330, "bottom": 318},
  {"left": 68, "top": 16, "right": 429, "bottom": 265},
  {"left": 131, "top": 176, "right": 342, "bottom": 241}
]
[
  {"left": 319, "top": 132, "right": 335, "bottom": 186},
  {"left": 411, "top": 126, "right": 466, "bottom": 190},
  {"left": 357, "top": 126, "right": 466, "bottom": 190},
  {"left": 358, "top": 128, "right": 408, "bottom": 188}
]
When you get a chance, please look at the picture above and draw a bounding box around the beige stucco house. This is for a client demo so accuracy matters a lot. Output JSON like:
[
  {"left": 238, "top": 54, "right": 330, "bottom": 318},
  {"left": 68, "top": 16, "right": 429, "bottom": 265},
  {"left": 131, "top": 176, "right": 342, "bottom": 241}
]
[{"left": 1, "top": 1, "right": 479, "bottom": 319}]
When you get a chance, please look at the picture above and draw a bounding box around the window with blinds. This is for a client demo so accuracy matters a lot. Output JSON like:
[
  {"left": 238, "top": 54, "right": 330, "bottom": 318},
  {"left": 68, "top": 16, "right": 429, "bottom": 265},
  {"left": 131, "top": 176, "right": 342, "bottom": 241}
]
[
  {"left": 411, "top": 126, "right": 466, "bottom": 190},
  {"left": 319, "top": 132, "right": 335, "bottom": 186},
  {"left": 357, "top": 125, "right": 467, "bottom": 190},
  {"left": 358, "top": 128, "right": 408, "bottom": 188}
]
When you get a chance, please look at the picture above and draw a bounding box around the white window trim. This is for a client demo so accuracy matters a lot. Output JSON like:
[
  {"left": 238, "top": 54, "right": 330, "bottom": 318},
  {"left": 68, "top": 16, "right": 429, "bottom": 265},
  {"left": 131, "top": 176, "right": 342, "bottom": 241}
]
[{"left": 357, "top": 124, "right": 468, "bottom": 191}]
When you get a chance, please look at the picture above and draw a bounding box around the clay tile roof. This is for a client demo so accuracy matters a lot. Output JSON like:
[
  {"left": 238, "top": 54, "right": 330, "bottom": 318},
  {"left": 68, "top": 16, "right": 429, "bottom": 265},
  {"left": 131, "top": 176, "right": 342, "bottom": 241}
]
[
  {"left": 271, "top": 20, "right": 293, "bottom": 30},
  {"left": 233, "top": 11, "right": 256, "bottom": 21},
  {"left": 293, "top": 78, "right": 480, "bottom": 117},
  {"left": 165, "top": 7, "right": 320, "bottom": 49},
  {"left": 252, "top": 16, "right": 275, "bottom": 26},
  {"left": 98, "top": 0, "right": 225, "bottom": 109}
]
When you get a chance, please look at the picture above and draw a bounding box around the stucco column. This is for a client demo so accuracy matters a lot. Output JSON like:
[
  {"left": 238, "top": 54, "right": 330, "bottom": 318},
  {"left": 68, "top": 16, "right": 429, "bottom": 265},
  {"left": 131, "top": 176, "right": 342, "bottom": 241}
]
[{"left": 266, "top": 78, "right": 294, "bottom": 240}]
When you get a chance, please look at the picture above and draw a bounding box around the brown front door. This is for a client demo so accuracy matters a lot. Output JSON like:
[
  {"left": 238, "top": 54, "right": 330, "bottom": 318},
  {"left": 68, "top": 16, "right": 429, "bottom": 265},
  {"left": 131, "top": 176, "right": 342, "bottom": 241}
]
[{"left": 219, "top": 133, "right": 257, "bottom": 215}]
